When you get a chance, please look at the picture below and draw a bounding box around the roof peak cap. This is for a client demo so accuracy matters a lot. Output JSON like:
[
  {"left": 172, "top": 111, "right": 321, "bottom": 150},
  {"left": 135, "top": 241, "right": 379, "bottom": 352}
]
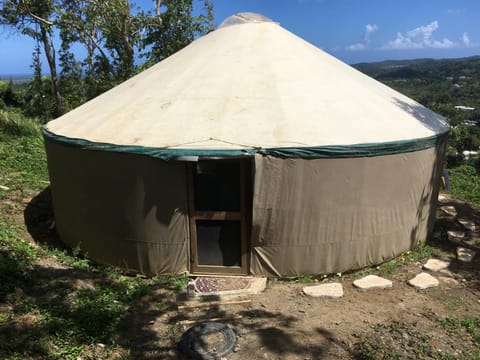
[{"left": 218, "top": 12, "right": 276, "bottom": 29}]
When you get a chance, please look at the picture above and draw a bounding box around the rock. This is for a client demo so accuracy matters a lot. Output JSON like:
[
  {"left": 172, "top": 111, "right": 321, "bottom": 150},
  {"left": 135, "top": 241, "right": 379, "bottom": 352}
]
[
  {"left": 457, "top": 219, "right": 478, "bottom": 232},
  {"left": 439, "top": 269, "right": 454, "bottom": 277},
  {"left": 438, "top": 193, "right": 449, "bottom": 202},
  {"left": 302, "top": 283, "right": 343, "bottom": 298},
  {"left": 440, "top": 205, "right": 457, "bottom": 217},
  {"left": 74, "top": 279, "right": 96, "bottom": 291},
  {"left": 423, "top": 259, "right": 450, "bottom": 272},
  {"left": 353, "top": 275, "right": 392, "bottom": 291},
  {"left": 438, "top": 276, "right": 459, "bottom": 287},
  {"left": 0, "top": 185, "right": 9, "bottom": 191},
  {"left": 408, "top": 272, "right": 439, "bottom": 289},
  {"left": 463, "top": 236, "right": 480, "bottom": 247},
  {"left": 447, "top": 230, "right": 465, "bottom": 244},
  {"left": 457, "top": 247, "right": 476, "bottom": 262}
]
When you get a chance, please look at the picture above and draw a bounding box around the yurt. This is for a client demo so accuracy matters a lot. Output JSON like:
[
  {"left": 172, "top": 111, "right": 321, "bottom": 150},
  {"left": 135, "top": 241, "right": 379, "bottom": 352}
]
[{"left": 44, "top": 13, "right": 450, "bottom": 277}]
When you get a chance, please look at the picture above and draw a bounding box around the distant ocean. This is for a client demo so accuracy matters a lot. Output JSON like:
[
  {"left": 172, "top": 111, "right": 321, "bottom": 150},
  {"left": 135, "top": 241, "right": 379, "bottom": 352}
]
[{"left": 0, "top": 74, "right": 32, "bottom": 85}]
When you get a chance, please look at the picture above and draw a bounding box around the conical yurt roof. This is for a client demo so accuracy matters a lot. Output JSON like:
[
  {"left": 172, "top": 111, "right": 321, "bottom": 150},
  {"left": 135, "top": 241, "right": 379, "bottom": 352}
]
[{"left": 45, "top": 13, "right": 449, "bottom": 159}]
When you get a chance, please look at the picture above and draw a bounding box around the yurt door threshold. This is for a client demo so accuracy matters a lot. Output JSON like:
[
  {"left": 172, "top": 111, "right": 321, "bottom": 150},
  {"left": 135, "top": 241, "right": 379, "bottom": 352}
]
[{"left": 187, "top": 159, "right": 250, "bottom": 275}]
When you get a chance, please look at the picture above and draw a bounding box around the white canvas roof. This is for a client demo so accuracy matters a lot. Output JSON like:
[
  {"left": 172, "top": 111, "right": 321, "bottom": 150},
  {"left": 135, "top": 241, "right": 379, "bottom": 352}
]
[{"left": 46, "top": 13, "right": 449, "bottom": 150}]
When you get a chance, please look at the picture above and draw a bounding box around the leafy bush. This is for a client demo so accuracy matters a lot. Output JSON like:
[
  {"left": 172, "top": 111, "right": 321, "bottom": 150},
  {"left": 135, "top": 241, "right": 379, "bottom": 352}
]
[
  {"left": 0, "top": 81, "right": 20, "bottom": 107},
  {"left": 445, "top": 148, "right": 463, "bottom": 168},
  {"left": 448, "top": 165, "right": 480, "bottom": 207},
  {"left": 22, "top": 76, "right": 56, "bottom": 121}
]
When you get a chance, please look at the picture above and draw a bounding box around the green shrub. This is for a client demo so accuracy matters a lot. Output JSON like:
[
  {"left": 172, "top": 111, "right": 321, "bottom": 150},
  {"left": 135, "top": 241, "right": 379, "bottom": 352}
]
[
  {"left": 445, "top": 149, "right": 463, "bottom": 168},
  {"left": 448, "top": 165, "right": 480, "bottom": 207}
]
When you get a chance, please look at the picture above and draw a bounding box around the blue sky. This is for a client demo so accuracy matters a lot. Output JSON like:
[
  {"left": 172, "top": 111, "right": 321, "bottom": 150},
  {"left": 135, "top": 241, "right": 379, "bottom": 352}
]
[{"left": 1, "top": 0, "right": 479, "bottom": 76}]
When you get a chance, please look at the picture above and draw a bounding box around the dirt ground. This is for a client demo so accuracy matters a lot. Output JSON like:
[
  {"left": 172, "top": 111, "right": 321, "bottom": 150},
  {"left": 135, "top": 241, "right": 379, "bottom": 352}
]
[
  {"left": 111, "top": 193, "right": 480, "bottom": 359},
  {"left": 4, "top": 189, "right": 480, "bottom": 359}
]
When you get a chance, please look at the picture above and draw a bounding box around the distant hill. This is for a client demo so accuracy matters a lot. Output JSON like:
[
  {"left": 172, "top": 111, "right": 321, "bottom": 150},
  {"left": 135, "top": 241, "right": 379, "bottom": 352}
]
[
  {"left": 353, "top": 56, "right": 480, "bottom": 81},
  {"left": 0, "top": 74, "right": 32, "bottom": 87}
]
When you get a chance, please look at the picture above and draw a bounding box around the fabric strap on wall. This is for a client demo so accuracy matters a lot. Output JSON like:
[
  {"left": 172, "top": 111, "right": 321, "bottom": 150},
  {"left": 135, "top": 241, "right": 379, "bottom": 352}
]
[{"left": 43, "top": 128, "right": 449, "bottom": 160}]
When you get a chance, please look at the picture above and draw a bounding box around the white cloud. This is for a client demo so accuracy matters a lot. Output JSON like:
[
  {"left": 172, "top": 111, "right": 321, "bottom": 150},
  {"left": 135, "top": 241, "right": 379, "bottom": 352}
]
[
  {"left": 345, "top": 24, "right": 378, "bottom": 51},
  {"left": 461, "top": 32, "right": 480, "bottom": 48},
  {"left": 364, "top": 24, "right": 379, "bottom": 41},
  {"left": 382, "top": 21, "right": 456, "bottom": 49},
  {"left": 346, "top": 43, "right": 366, "bottom": 51}
]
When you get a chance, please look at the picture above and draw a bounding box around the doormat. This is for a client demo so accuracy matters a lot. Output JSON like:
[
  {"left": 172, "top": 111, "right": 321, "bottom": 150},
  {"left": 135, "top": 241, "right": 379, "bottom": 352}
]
[{"left": 195, "top": 277, "right": 252, "bottom": 294}]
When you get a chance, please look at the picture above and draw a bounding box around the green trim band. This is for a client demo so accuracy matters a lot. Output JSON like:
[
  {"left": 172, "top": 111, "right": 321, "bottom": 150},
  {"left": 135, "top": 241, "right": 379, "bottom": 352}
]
[{"left": 43, "top": 128, "right": 449, "bottom": 160}]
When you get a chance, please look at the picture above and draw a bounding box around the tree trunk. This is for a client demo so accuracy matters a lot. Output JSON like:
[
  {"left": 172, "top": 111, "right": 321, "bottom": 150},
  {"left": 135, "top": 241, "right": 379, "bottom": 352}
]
[
  {"left": 119, "top": 1, "right": 134, "bottom": 79},
  {"left": 40, "top": 24, "right": 63, "bottom": 117}
]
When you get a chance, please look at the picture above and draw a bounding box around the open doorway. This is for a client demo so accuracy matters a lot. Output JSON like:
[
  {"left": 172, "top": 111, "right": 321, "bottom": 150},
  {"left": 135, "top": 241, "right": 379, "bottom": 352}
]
[{"left": 187, "top": 159, "right": 250, "bottom": 275}]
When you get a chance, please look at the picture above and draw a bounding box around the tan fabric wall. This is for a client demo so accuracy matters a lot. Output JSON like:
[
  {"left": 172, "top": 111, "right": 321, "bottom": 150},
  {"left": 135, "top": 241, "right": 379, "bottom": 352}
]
[
  {"left": 45, "top": 136, "right": 445, "bottom": 277},
  {"left": 251, "top": 142, "right": 446, "bottom": 276},
  {"left": 45, "top": 139, "right": 189, "bottom": 275}
]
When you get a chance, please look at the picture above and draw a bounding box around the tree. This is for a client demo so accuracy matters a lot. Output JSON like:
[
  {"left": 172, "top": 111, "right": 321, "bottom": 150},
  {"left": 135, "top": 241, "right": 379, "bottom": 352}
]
[
  {"left": 59, "top": 0, "right": 140, "bottom": 81},
  {"left": 58, "top": 0, "right": 214, "bottom": 97},
  {"left": 143, "top": 0, "right": 214, "bottom": 65},
  {"left": 23, "top": 42, "right": 55, "bottom": 120},
  {"left": 0, "top": 0, "right": 63, "bottom": 116},
  {"left": 1, "top": 0, "right": 215, "bottom": 118},
  {"left": 58, "top": 44, "right": 85, "bottom": 111},
  {"left": 59, "top": 0, "right": 153, "bottom": 97}
]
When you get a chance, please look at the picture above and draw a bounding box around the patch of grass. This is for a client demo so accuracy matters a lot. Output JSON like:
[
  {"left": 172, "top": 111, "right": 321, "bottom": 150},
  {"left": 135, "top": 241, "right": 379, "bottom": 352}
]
[
  {"left": 439, "top": 316, "right": 480, "bottom": 345},
  {"left": 354, "top": 241, "right": 437, "bottom": 278},
  {"left": 152, "top": 272, "right": 190, "bottom": 290},
  {"left": 353, "top": 320, "right": 478, "bottom": 360},
  {"left": 0, "top": 109, "right": 40, "bottom": 137},
  {"left": 0, "top": 221, "right": 39, "bottom": 301},
  {"left": 276, "top": 274, "right": 316, "bottom": 284},
  {"left": 0, "top": 129, "right": 49, "bottom": 192},
  {"left": 354, "top": 321, "right": 431, "bottom": 359},
  {"left": 45, "top": 245, "right": 93, "bottom": 271},
  {"left": 0, "top": 218, "right": 181, "bottom": 359},
  {"left": 378, "top": 242, "right": 437, "bottom": 275},
  {"left": 0, "top": 222, "right": 39, "bottom": 265},
  {"left": 448, "top": 165, "right": 480, "bottom": 207}
]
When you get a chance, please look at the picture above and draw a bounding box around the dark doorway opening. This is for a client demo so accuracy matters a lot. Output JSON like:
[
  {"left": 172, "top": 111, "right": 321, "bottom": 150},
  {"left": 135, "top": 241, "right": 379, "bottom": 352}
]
[{"left": 187, "top": 159, "right": 250, "bottom": 275}]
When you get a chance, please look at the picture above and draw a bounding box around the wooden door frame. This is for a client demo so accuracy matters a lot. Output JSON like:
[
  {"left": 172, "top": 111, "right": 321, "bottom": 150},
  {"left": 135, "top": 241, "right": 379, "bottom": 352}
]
[{"left": 187, "top": 159, "right": 250, "bottom": 275}]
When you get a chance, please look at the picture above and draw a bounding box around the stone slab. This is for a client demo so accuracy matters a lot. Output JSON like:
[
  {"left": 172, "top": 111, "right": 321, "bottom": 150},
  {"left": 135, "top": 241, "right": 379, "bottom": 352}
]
[
  {"left": 463, "top": 236, "right": 480, "bottom": 247},
  {"left": 303, "top": 283, "right": 343, "bottom": 298},
  {"left": 423, "top": 258, "right": 450, "bottom": 272},
  {"left": 438, "top": 276, "right": 459, "bottom": 287},
  {"left": 353, "top": 275, "right": 392, "bottom": 291},
  {"left": 457, "top": 219, "right": 478, "bottom": 232},
  {"left": 191, "top": 276, "right": 266, "bottom": 298},
  {"left": 408, "top": 272, "right": 439, "bottom": 290},
  {"left": 447, "top": 230, "right": 465, "bottom": 244},
  {"left": 457, "top": 247, "right": 477, "bottom": 263},
  {"left": 440, "top": 205, "right": 457, "bottom": 217},
  {"left": 438, "top": 193, "right": 449, "bottom": 202}
]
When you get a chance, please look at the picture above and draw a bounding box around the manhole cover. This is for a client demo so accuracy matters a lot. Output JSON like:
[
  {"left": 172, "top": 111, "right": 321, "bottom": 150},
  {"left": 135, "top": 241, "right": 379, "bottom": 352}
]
[
  {"left": 195, "top": 276, "right": 252, "bottom": 293},
  {"left": 179, "top": 322, "right": 237, "bottom": 359}
]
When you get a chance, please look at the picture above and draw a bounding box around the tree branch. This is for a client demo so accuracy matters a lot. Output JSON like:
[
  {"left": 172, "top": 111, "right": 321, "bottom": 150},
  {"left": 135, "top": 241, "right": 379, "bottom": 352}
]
[
  {"left": 155, "top": 0, "right": 162, "bottom": 24},
  {"left": 21, "top": 0, "right": 54, "bottom": 26},
  {"left": 64, "top": 19, "right": 113, "bottom": 73}
]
